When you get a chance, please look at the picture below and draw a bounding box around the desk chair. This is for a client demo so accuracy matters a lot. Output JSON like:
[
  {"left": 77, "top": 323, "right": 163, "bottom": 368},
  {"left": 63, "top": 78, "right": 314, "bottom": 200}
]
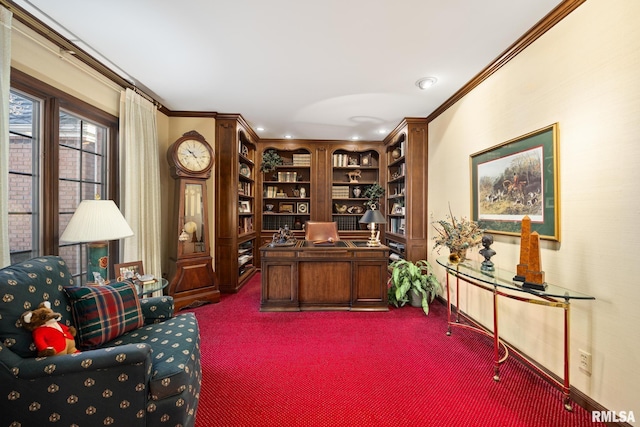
[{"left": 305, "top": 221, "right": 339, "bottom": 242}]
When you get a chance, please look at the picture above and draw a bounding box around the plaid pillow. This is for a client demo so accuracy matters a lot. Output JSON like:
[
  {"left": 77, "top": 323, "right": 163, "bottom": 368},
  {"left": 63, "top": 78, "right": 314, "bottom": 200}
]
[{"left": 64, "top": 281, "right": 143, "bottom": 350}]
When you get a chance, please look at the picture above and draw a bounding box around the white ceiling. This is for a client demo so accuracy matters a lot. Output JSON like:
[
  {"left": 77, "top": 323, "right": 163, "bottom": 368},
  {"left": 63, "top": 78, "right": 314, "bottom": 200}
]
[{"left": 15, "top": 0, "right": 563, "bottom": 140}]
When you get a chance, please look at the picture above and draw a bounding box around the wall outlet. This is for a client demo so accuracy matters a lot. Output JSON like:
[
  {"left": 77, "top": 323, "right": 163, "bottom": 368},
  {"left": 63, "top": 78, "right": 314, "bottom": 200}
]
[{"left": 579, "top": 349, "right": 592, "bottom": 375}]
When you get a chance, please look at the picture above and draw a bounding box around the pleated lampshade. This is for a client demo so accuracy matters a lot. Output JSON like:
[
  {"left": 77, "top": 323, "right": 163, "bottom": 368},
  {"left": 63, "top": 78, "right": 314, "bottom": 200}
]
[{"left": 60, "top": 199, "right": 134, "bottom": 243}]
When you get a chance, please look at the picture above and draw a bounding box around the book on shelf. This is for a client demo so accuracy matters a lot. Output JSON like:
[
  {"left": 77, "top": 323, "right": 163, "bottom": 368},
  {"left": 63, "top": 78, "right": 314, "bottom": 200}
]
[
  {"left": 332, "top": 186, "right": 350, "bottom": 198},
  {"left": 332, "top": 153, "right": 355, "bottom": 167},
  {"left": 277, "top": 171, "right": 297, "bottom": 182},
  {"left": 292, "top": 153, "right": 311, "bottom": 166}
]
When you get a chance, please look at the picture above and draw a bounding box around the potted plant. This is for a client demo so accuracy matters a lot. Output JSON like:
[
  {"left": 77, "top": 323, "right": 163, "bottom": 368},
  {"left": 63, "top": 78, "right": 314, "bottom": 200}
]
[
  {"left": 260, "top": 149, "right": 283, "bottom": 173},
  {"left": 432, "top": 205, "right": 484, "bottom": 263},
  {"left": 363, "top": 182, "right": 385, "bottom": 210},
  {"left": 388, "top": 259, "right": 441, "bottom": 315}
]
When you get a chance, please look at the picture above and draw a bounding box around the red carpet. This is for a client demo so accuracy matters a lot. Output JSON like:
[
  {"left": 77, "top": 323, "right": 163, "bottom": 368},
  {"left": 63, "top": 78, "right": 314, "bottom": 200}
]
[{"left": 189, "top": 274, "right": 602, "bottom": 427}]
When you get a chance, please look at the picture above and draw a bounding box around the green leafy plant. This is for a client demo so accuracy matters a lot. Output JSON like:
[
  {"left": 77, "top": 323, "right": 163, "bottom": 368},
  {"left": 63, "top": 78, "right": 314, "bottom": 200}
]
[
  {"left": 260, "top": 149, "right": 283, "bottom": 173},
  {"left": 388, "top": 259, "right": 441, "bottom": 315},
  {"left": 363, "top": 182, "right": 385, "bottom": 209}
]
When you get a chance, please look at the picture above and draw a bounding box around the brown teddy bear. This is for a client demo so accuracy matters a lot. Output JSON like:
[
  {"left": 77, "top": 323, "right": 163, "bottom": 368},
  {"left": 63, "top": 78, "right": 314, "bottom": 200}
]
[{"left": 20, "top": 301, "right": 80, "bottom": 357}]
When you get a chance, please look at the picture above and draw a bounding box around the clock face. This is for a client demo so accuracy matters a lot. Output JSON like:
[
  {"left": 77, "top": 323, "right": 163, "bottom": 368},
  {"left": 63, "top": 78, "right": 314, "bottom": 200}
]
[{"left": 176, "top": 139, "right": 212, "bottom": 172}]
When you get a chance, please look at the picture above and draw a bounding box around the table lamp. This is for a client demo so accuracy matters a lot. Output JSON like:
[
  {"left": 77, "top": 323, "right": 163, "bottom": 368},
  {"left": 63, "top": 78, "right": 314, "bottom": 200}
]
[
  {"left": 60, "top": 196, "right": 134, "bottom": 283},
  {"left": 359, "top": 208, "right": 386, "bottom": 247}
]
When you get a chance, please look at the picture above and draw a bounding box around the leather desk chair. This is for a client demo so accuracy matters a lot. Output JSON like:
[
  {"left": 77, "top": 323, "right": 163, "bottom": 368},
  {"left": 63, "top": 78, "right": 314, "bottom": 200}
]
[{"left": 304, "top": 221, "right": 339, "bottom": 242}]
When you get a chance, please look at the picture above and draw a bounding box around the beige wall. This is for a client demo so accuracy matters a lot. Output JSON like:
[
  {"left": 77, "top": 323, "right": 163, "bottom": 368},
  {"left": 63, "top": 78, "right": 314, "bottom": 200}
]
[
  {"left": 428, "top": 0, "right": 640, "bottom": 418},
  {"left": 10, "top": 21, "right": 120, "bottom": 116},
  {"left": 10, "top": 20, "right": 219, "bottom": 279}
]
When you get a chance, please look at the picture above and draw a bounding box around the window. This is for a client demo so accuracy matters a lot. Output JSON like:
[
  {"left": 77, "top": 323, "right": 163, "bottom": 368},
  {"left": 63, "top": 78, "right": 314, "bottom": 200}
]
[
  {"left": 58, "top": 112, "right": 109, "bottom": 283},
  {"left": 9, "top": 69, "right": 119, "bottom": 284},
  {"left": 8, "top": 91, "right": 40, "bottom": 264}
]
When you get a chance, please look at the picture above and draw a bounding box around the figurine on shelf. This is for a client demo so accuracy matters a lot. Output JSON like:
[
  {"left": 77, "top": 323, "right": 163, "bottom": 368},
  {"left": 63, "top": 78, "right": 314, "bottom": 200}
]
[
  {"left": 347, "top": 169, "right": 361, "bottom": 183},
  {"left": 270, "top": 224, "right": 296, "bottom": 247},
  {"left": 479, "top": 234, "right": 496, "bottom": 271}
]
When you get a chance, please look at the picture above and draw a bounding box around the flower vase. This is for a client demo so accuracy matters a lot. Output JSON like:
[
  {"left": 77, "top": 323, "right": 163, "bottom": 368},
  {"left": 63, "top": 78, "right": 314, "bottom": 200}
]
[{"left": 448, "top": 248, "right": 467, "bottom": 264}]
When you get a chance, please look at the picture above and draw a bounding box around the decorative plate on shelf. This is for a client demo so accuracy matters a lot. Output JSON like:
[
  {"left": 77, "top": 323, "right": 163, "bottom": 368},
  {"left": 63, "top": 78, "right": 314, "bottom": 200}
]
[{"left": 239, "top": 163, "right": 251, "bottom": 177}]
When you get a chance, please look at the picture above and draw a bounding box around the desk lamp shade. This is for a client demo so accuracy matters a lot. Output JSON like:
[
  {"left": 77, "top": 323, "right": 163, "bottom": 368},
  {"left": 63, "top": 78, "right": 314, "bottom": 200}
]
[
  {"left": 359, "top": 208, "right": 386, "bottom": 246},
  {"left": 60, "top": 199, "right": 134, "bottom": 283}
]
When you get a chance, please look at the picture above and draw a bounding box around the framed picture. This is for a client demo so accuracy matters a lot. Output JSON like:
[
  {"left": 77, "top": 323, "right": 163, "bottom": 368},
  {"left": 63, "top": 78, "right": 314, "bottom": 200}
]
[
  {"left": 114, "top": 261, "right": 144, "bottom": 280},
  {"left": 279, "top": 203, "right": 294, "bottom": 213},
  {"left": 296, "top": 202, "right": 309, "bottom": 214},
  {"left": 391, "top": 202, "right": 403, "bottom": 215},
  {"left": 470, "top": 123, "right": 559, "bottom": 241},
  {"left": 239, "top": 200, "right": 251, "bottom": 213},
  {"left": 360, "top": 152, "right": 372, "bottom": 167}
]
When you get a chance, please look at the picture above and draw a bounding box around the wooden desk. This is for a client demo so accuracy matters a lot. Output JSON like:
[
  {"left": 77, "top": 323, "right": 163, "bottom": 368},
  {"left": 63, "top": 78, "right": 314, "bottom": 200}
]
[{"left": 260, "top": 240, "right": 389, "bottom": 312}]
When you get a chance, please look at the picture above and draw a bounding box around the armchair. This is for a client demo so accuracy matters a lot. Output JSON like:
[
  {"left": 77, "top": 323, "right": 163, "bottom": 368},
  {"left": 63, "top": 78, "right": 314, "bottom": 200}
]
[{"left": 0, "top": 256, "right": 201, "bottom": 427}]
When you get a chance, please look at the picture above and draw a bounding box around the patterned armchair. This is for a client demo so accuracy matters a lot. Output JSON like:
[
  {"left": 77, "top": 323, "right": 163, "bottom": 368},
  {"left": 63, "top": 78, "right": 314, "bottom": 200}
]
[{"left": 0, "top": 256, "right": 201, "bottom": 427}]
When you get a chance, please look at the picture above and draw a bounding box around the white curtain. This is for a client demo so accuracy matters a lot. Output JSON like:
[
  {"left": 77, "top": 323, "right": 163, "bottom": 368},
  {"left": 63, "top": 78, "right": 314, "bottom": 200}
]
[
  {"left": 0, "top": 6, "right": 12, "bottom": 268},
  {"left": 119, "top": 88, "right": 162, "bottom": 278}
]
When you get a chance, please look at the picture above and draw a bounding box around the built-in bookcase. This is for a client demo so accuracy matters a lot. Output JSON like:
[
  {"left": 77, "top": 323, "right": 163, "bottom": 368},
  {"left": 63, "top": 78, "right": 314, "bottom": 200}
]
[
  {"left": 384, "top": 118, "right": 428, "bottom": 264},
  {"left": 215, "top": 114, "right": 258, "bottom": 293},
  {"left": 261, "top": 148, "right": 312, "bottom": 234},
  {"left": 331, "top": 149, "right": 380, "bottom": 231}
]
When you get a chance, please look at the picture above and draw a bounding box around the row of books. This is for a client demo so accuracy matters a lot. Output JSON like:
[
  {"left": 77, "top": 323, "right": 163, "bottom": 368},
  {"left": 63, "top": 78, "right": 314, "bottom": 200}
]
[
  {"left": 332, "top": 153, "right": 358, "bottom": 167},
  {"left": 332, "top": 215, "right": 360, "bottom": 230},
  {"left": 239, "top": 217, "right": 253, "bottom": 234},
  {"left": 292, "top": 153, "right": 311, "bottom": 166},
  {"left": 332, "top": 186, "right": 350, "bottom": 198},
  {"left": 262, "top": 215, "right": 296, "bottom": 231},
  {"left": 264, "top": 186, "right": 282, "bottom": 198},
  {"left": 238, "top": 181, "right": 251, "bottom": 196},
  {"left": 277, "top": 171, "right": 298, "bottom": 182},
  {"left": 389, "top": 217, "right": 406, "bottom": 234}
]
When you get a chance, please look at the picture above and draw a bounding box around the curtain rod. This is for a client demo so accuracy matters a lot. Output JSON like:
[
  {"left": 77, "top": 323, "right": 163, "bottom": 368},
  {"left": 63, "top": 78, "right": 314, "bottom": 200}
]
[{"left": 1, "top": 0, "right": 162, "bottom": 109}]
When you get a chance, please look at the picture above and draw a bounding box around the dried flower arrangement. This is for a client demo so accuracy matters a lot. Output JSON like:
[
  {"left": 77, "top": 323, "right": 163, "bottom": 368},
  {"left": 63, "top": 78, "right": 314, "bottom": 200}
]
[{"left": 432, "top": 205, "right": 484, "bottom": 262}]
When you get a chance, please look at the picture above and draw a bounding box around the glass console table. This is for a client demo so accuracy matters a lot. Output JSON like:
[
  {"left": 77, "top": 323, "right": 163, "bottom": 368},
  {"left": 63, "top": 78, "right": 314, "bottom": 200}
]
[{"left": 436, "top": 256, "right": 595, "bottom": 411}]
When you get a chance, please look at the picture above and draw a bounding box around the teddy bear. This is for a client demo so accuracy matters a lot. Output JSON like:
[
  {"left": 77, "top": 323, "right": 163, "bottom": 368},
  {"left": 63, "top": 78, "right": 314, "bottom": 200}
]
[{"left": 20, "top": 301, "right": 80, "bottom": 357}]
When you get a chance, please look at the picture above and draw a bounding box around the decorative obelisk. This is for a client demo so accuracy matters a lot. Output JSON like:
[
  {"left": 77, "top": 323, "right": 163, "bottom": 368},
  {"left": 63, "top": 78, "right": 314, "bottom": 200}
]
[
  {"left": 523, "top": 231, "right": 547, "bottom": 291},
  {"left": 514, "top": 216, "right": 531, "bottom": 282}
]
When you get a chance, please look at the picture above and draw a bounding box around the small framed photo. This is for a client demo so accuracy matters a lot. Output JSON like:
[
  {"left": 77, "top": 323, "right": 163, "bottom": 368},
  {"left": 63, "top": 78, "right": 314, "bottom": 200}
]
[
  {"left": 360, "top": 153, "right": 372, "bottom": 167},
  {"left": 391, "top": 203, "right": 404, "bottom": 215},
  {"left": 239, "top": 200, "right": 251, "bottom": 213},
  {"left": 279, "top": 203, "right": 295, "bottom": 213},
  {"left": 297, "top": 202, "right": 309, "bottom": 214},
  {"left": 114, "top": 261, "right": 144, "bottom": 281}
]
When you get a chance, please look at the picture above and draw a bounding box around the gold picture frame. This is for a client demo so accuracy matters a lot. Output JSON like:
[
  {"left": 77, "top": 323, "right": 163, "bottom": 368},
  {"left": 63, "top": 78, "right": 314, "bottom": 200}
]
[
  {"left": 470, "top": 123, "right": 560, "bottom": 241},
  {"left": 279, "top": 203, "right": 295, "bottom": 213},
  {"left": 114, "top": 261, "right": 144, "bottom": 280}
]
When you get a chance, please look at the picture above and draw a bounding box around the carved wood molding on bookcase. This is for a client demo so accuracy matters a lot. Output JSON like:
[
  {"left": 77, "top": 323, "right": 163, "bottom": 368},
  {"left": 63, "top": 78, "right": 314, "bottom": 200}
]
[{"left": 426, "top": 0, "right": 586, "bottom": 122}]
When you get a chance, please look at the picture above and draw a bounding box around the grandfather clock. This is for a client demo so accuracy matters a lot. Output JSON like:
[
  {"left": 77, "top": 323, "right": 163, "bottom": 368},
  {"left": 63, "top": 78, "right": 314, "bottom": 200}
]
[{"left": 166, "top": 130, "right": 220, "bottom": 309}]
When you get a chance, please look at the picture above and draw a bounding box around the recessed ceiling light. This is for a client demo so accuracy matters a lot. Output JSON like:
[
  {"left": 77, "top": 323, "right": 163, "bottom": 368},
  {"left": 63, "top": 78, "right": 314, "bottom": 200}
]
[
  {"left": 284, "top": 134, "right": 293, "bottom": 139},
  {"left": 416, "top": 77, "right": 437, "bottom": 90},
  {"left": 377, "top": 129, "right": 387, "bottom": 135},
  {"left": 351, "top": 136, "right": 359, "bottom": 140},
  {"left": 256, "top": 126, "right": 265, "bottom": 132}
]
